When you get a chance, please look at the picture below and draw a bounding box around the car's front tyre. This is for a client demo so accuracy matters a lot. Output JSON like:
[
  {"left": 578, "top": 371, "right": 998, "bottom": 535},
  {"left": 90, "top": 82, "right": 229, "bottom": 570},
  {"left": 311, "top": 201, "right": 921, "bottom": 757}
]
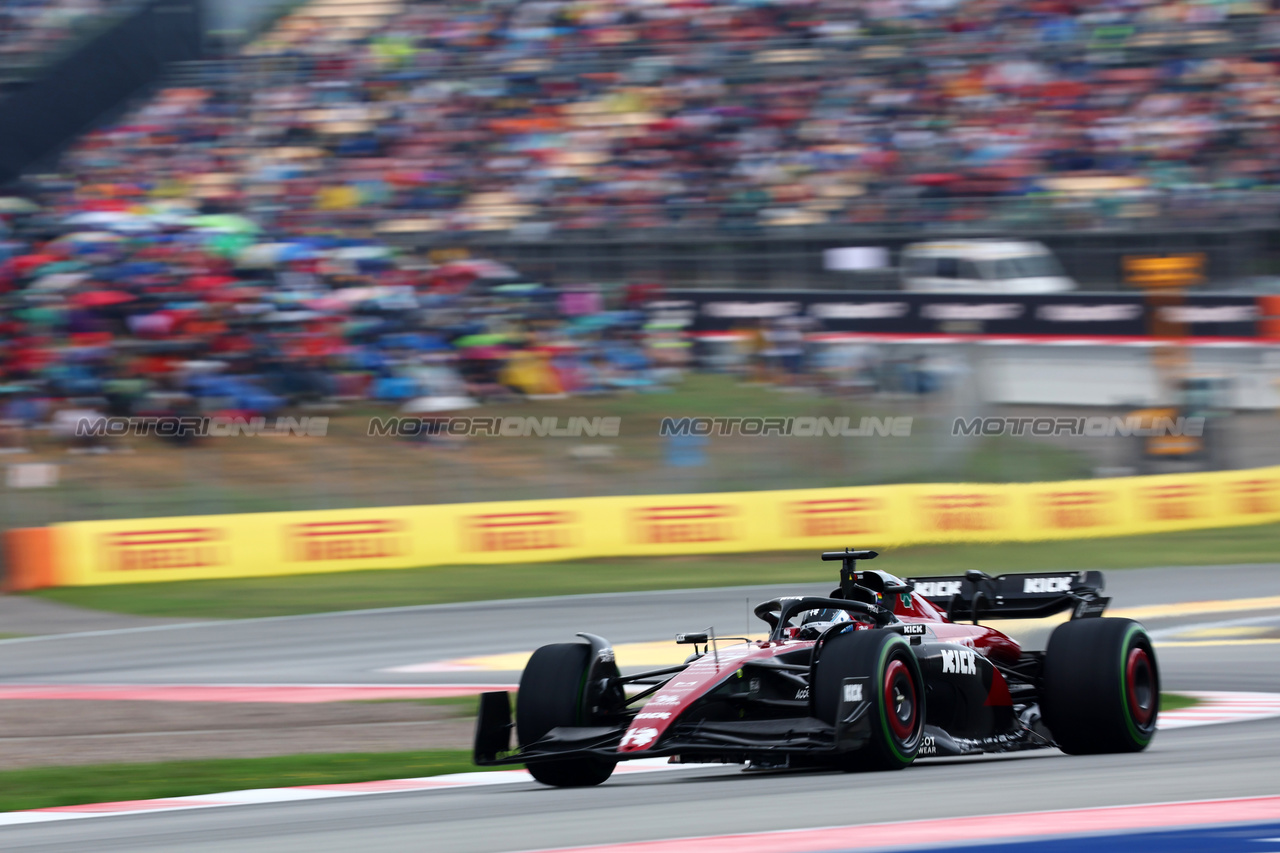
[
  {"left": 812, "top": 628, "right": 925, "bottom": 771},
  {"left": 516, "top": 642, "right": 617, "bottom": 787}
]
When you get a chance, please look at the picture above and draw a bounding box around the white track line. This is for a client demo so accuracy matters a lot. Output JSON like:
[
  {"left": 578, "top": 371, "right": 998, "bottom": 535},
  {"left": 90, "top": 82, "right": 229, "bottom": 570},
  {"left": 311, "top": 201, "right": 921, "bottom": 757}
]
[{"left": 0, "top": 683, "right": 517, "bottom": 703}]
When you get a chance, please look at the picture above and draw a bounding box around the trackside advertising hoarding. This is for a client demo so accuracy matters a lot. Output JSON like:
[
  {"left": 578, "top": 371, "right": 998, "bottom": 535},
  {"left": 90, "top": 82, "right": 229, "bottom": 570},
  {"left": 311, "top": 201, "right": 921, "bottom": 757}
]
[
  {"left": 10, "top": 466, "right": 1277, "bottom": 588},
  {"left": 653, "top": 291, "right": 1265, "bottom": 338}
]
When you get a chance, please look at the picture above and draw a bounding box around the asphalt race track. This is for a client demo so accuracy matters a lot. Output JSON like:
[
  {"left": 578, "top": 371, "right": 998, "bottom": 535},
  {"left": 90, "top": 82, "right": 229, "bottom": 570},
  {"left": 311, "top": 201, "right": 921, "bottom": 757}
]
[
  {"left": 0, "top": 563, "right": 1278, "bottom": 852},
  {"left": 2, "top": 564, "right": 1278, "bottom": 688}
]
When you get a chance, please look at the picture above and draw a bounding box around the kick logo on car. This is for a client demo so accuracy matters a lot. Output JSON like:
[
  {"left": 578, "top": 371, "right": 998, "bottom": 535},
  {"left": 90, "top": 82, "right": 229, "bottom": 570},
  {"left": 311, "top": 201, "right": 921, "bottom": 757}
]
[
  {"left": 914, "top": 580, "right": 963, "bottom": 598},
  {"left": 941, "top": 648, "right": 977, "bottom": 675},
  {"left": 1023, "top": 576, "right": 1073, "bottom": 594}
]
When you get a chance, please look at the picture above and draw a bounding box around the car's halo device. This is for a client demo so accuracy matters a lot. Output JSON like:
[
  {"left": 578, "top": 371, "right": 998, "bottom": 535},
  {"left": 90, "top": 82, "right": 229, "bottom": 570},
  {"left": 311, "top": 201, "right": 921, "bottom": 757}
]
[{"left": 474, "top": 549, "right": 1154, "bottom": 786}]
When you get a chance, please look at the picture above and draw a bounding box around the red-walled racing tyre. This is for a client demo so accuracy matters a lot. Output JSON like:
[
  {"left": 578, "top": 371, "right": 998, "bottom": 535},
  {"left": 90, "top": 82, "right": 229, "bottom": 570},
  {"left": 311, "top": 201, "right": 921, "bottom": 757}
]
[
  {"left": 812, "top": 629, "right": 926, "bottom": 771},
  {"left": 1041, "top": 617, "right": 1159, "bottom": 755}
]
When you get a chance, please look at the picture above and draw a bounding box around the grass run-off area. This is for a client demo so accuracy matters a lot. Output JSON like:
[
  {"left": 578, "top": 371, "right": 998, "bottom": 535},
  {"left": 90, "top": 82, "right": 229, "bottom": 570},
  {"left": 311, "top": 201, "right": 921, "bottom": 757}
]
[
  {"left": 358, "top": 695, "right": 483, "bottom": 715},
  {"left": 0, "top": 750, "right": 492, "bottom": 813},
  {"left": 33, "top": 523, "right": 1280, "bottom": 619},
  {"left": 1, "top": 693, "right": 1200, "bottom": 812},
  {"left": 1160, "top": 693, "right": 1200, "bottom": 712}
]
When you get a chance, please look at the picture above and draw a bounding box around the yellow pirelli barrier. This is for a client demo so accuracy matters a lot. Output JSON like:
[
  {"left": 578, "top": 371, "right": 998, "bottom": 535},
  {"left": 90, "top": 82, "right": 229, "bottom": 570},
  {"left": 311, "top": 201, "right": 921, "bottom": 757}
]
[{"left": 23, "top": 465, "right": 1280, "bottom": 587}]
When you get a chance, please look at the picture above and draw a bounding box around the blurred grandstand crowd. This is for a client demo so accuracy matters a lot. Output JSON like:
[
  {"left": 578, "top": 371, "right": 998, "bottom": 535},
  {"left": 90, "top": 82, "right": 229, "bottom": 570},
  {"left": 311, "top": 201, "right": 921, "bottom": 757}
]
[
  {"left": 16, "top": 0, "right": 1280, "bottom": 232},
  {"left": 0, "top": 228, "right": 684, "bottom": 452},
  {"left": 1, "top": 0, "right": 1278, "bottom": 447},
  {"left": 0, "top": 0, "right": 117, "bottom": 87}
]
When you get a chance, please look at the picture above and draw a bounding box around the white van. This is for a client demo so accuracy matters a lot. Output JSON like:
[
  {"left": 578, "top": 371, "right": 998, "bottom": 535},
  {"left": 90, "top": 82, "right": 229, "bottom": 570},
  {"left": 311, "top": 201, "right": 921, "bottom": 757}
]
[{"left": 901, "top": 240, "right": 1076, "bottom": 294}]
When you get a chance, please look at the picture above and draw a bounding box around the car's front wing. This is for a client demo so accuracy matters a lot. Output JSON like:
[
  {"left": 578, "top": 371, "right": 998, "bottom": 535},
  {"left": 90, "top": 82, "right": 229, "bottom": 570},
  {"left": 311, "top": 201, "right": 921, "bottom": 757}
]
[{"left": 473, "top": 688, "right": 1051, "bottom": 769}]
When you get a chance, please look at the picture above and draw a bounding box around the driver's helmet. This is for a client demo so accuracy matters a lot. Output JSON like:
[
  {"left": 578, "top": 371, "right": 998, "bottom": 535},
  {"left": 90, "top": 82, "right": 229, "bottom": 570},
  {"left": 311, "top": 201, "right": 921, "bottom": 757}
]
[
  {"left": 795, "top": 606, "right": 853, "bottom": 640},
  {"left": 801, "top": 607, "right": 853, "bottom": 627}
]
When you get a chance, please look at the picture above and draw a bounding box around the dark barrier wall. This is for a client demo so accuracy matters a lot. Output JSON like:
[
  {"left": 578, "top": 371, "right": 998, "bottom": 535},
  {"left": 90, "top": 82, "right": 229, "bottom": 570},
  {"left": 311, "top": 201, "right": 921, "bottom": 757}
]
[
  {"left": 0, "top": 0, "right": 201, "bottom": 186},
  {"left": 656, "top": 291, "right": 1265, "bottom": 339},
  {"left": 404, "top": 227, "right": 1275, "bottom": 291}
]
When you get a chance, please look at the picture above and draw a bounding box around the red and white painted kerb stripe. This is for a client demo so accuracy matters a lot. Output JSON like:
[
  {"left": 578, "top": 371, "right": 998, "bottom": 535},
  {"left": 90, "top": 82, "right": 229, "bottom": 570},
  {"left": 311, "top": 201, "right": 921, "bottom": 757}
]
[
  {"left": 0, "top": 683, "right": 517, "bottom": 704},
  {"left": 0, "top": 686, "right": 1276, "bottom": 726},
  {"left": 1157, "top": 691, "right": 1280, "bottom": 730},
  {"left": 508, "top": 796, "right": 1280, "bottom": 853}
]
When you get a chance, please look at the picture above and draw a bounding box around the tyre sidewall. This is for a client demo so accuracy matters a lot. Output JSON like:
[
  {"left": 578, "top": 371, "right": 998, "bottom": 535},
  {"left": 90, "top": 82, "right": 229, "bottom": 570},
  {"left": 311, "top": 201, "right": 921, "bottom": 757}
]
[
  {"left": 812, "top": 628, "right": 925, "bottom": 770},
  {"left": 516, "top": 642, "right": 617, "bottom": 786},
  {"left": 1042, "top": 618, "right": 1159, "bottom": 755},
  {"left": 517, "top": 643, "right": 593, "bottom": 747}
]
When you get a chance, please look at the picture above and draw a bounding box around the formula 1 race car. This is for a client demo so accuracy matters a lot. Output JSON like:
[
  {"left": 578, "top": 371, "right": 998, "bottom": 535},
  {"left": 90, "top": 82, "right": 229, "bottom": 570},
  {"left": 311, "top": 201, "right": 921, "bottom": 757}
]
[{"left": 474, "top": 550, "right": 1159, "bottom": 787}]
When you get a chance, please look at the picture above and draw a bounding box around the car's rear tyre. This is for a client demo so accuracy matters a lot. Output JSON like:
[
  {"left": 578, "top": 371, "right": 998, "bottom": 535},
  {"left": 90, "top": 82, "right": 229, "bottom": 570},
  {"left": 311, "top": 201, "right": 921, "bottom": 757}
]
[
  {"left": 1041, "top": 618, "right": 1159, "bottom": 755},
  {"left": 812, "top": 629, "right": 925, "bottom": 771},
  {"left": 516, "top": 642, "right": 617, "bottom": 787}
]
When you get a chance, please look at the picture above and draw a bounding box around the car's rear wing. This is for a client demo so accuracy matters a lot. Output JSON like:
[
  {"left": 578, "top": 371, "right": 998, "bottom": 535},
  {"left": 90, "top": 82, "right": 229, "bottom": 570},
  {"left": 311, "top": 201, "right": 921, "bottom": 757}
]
[{"left": 905, "top": 569, "right": 1109, "bottom": 622}]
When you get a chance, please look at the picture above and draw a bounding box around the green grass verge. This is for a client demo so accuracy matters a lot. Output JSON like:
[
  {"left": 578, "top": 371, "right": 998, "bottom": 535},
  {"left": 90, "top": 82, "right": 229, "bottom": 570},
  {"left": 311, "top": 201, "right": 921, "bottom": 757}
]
[
  {"left": 356, "top": 695, "right": 482, "bottom": 716},
  {"left": 1160, "top": 693, "right": 1200, "bottom": 712},
  {"left": 0, "top": 750, "right": 491, "bottom": 813},
  {"left": 31, "top": 522, "right": 1280, "bottom": 620}
]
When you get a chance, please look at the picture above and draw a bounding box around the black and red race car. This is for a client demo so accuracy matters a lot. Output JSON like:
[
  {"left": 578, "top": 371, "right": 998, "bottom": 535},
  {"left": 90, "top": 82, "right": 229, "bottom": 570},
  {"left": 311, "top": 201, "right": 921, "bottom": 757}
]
[{"left": 474, "top": 549, "right": 1159, "bottom": 787}]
